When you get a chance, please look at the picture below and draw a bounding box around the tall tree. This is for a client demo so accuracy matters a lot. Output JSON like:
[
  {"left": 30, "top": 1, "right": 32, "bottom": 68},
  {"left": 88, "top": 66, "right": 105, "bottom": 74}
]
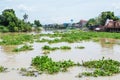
[
  {"left": 86, "top": 18, "right": 97, "bottom": 27},
  {"left": 100, "top": 11, "right": 119, "bottom": 25},
  {"left": 34, "top": 20, "right": 42, "bottom": 27},
  {"left": 23, "top": 13, "right": 28, "bottom": 22},
  {"left": 0, "top": 9, "right": 32, "bottom": 32}
]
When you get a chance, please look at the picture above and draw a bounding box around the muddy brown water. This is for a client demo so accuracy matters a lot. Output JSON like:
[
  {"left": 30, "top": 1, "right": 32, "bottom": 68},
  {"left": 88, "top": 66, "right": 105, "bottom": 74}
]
[{"left": 0, "top": 34, "right": 120, "bottom": 80}]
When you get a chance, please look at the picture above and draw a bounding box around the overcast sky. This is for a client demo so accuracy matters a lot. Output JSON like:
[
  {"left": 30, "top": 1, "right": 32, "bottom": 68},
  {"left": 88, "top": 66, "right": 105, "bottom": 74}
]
[{"left": 0, "top": 0, "right": 120, "bottom": 24}]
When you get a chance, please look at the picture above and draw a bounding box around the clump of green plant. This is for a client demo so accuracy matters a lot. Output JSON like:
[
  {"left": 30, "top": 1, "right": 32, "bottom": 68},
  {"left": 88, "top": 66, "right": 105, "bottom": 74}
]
[
  {"left": 38, "top": 30, "right": 120, "bottom": 43},
  {"left": 0, "top": 34, "right": 34, "bottom": 45},
  {"left": 0, "top": 66, "right": 7, "bottom": 72},
  {"left": 31, "top": 56, "right": 77, "bottom": 74},
  {"left": 42, "top": 45, "right": 59, "bottom": 51},
  {"left": 105, "top": 42, "right": 114, "bottom": 44},
  {"left": 12, "top": 44, "right": 33, "bottom": 52},
  {"left": 42, "top": 45, "right": 71, "bottom": 51},
  {"left": 60, "top": 46, "right": 71, "bottom": 50},
  {"left": 81, "top": 57, "right": 120, "bottom": 77},
  {"left": 19, "top": 67, "right": 39, "bottom": 77},
  {"left": 75, "top": 46, "right": 85, "bottom": 49},
  {"left": 35, "top": 39, "right": 50, "bottom": 43}
]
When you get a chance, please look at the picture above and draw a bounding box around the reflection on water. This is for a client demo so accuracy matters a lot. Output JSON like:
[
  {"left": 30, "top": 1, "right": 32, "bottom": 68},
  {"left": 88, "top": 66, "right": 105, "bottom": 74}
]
[
  {"left": 100, "top": 38, "right": 116, "bottom": 48},
  {"left": 1, "top": 45, "right": 17, "bottom": 54},
  {"left": 0, "top": 37, "right": 120, "bottom": 80}
]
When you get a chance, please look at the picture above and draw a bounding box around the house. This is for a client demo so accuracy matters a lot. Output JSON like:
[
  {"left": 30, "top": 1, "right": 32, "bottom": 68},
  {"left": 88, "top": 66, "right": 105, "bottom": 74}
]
[
  {"left": 73, "top": 20, "right": 87, "bottom": 28},
  {"left": 104, "top": 20, "right": 120, "bottom": 32},
  {"left": 94, "top": 19, "right": 120, "bottom": 32}
]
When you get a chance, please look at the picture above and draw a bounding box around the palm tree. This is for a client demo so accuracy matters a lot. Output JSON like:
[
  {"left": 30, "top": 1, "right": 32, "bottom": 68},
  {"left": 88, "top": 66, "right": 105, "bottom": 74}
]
[{"left": 23, "top": 13, "right": 28, "bottom": 22}]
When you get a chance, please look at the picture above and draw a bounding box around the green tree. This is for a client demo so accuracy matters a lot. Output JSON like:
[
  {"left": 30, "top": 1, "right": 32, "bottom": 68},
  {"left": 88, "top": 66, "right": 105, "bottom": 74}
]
[
  {"left": 34, "top": 20, "right": 42, "bottom": 27},
  {"left": 0, "top": 9, "right": 32, "bottom": 32},
  {"left": 100, "top": 11, "right": 119, "bottom": 25},
  {"left": 86, "top": 18, "right": 97, "bottom": 27},
  {"left": 23, "top": 13, "right": 28, "bottom": 22}
]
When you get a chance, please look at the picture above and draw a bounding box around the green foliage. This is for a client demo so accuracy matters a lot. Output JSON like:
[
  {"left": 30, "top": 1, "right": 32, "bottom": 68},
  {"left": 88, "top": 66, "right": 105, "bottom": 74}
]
[
  {"left": 42, "top": 45, "right": 59, "bottom": 51},
  {"left": 31, "top": 56, "right": 76, "bottom": 74},
  {"left": 86, "top": 18, "right": 98, "bottom": 27},
  {"left": 100, "top": 11, "right": 119, "bottom": 25},
  {"left": 12, "top": 44, "right": 33, "bottom": 52},
  {"left": 0, "top": 66, "right": 7, "bottom": 72},
  {"left": 42, "top": 45, "right": 71, "bottom": 51},
  {"left": 0, "top": 9, "right": 32, "bottom": 32},
  {"left": 0, "top": 25, "right": 9, "bottom": 32},
  {"left": 23, "top": 13, "right": 28, "bottom": 22},
  {"left": 81, "top": 58, "right": 120, "bottom": 77},
  {"left": 38, "top": 30, "right": 120, "bottom": 43},
  {"left": 0, "top": 34, "right": 34, "bottom": 45},
  {"left": 75, "top": 46, "right": 85, "bottom": 49},
  {"left": 34, "top": 20, "right": 42, "bottom": 27},
  {"left": 19, "top": 68, "right": 39, "bottom": 77},
  {"left": 86, "top": 11, "right": 119, "bottom": 28},
  {"left": 60, "top": 46, "right": 71, "bottom": 50}
]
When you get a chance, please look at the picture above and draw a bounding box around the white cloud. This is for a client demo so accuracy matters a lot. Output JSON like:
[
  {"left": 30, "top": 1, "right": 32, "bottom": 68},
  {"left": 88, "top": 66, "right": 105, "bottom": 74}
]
[
  {"left": 112, "top": 3, "right": 120, "bottom": 10},
  {"left": 17, "top": 4, "right": 33, "bottom": 13}
]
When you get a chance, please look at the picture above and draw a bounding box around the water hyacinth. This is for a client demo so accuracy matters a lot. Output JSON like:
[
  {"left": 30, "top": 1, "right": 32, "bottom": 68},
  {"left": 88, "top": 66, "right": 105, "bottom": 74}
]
[
  {"left": 80, "top": 57, "right": 120, "bottom": 77},
  {"left": 31, "top": 56, "right": 77, "bottom": 74},
  {"left": 12, "top": 44, "right": 33, "bottom": 52}
]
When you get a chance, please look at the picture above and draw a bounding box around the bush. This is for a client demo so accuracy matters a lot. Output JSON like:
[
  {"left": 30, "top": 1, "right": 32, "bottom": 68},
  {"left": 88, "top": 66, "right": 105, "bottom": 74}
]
[{"left": 0, "top": 26, "right": 9, "bottom": 32}]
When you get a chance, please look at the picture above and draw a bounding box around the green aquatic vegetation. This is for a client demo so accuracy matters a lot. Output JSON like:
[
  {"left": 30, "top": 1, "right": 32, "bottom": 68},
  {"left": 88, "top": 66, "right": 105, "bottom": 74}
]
[
  {"left": 31, "top": 56, "right": 76, "bottom": 74},
  {"left": 20, "top": 68, "right": 27, "bottom": 72},
  {"left": 19, "top": 67, "right": 39, "bottom": 77},
  {"left": 81, "top": 57, "right": 120, "bottom": 77},
  {"left": 0, "top": 66, "right": 7, "bottom": 72},
  {"left": 12, "top": 44, "right": 33, "bottom": 52},
  {"left": 105, "top": 42, "right": 114, "bottom": 44},
  {"left": 75, "top": 46, "right": 85, "bottom": 49},
  {"left": 42, "top": 45, "right": 59, "bottom": 51},
  {"left": 36, "top": 38, "right": 62, "bottom": 44},
  {"left": 92, "top": 38, "right": 100, "bottom": 42},
  {"left": 35, "top": 38, "right": 50, "bottom": 43},
  {"left": 48, "top": 38, "right": 62, "bottom": 43},
  {"left": 60, "top": 46, "right": 71, "bottom": 50},
  {"left": 0, "top": 33, "right": 34, "bottom": 45},
  {"left": 42, "top": 45, "right": 71, "bottom": 51},
  {"left": 39, "top": 30, "right": 120, "bottom": 43}
]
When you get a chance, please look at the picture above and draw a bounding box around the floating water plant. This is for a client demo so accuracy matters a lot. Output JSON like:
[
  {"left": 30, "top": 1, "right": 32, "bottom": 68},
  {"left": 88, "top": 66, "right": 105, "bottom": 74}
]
[
  {"left": 80, "top": 57, "right": 120, "bottom": 77},
  {"left": 42, "top": 45, "right": 59, "bottom": 51},
  {"left": 12, "top": 44, "right": 33, "bottom": 52},
  {"left": 0, "top": 33, "right": 34, "bottom": 45},
  {"left": 31, "top": 56, "right": 76, "bottom": 74},
  {"left": 19, "top": 67, "right": 39, "bottom": 77},
  {"left": 75, "top": 46, "right": 85, "bottom": 49},
  {"left": 60, "top": 46, "right": 71, "bottom": 50},
  {"left": 0, "top": 66, "right": 7, "bottom": 72},
  {"left": 42, "top": 45, "right": 71, "bottom": 51}
]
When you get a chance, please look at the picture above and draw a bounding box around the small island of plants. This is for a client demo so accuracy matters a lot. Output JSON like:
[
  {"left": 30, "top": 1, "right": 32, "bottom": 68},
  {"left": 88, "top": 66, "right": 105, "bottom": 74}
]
[
  {"left": 31, "top": 56, "right": 77, "bottom": 74},
  {"left": 78, "top": 57, "right": 120, "bottom": 77}
]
